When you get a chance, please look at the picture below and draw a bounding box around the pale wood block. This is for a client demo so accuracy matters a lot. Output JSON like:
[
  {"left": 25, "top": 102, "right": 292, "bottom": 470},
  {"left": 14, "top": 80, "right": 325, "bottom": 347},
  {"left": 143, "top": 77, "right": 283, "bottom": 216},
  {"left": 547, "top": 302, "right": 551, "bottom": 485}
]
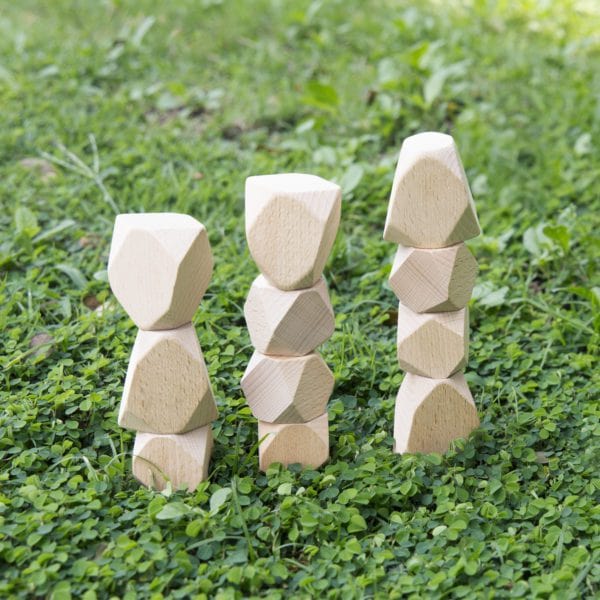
[
  {"left": 245, "top": 173, "right": 341, "bottom": 291},
  {"left": 118, "top": 323, "right": 218, "bottom": 433},
  {"left": 258, "top": 413, "right": 329, "bottom": 471},
  {"left": 394, "top": 372, "right": 479, "bottom": 454},
  {"left": 132, "top": 426, "right": 213, "bottom": 491},
  {"left": 383, "top": 132, "right": 481, "bottom": 248},
  {"left": 108, "top": 213, "right": 213, "bottom": 330},
  {"left": 389, "top": 243, "right": 478, "bottom": 313},
  {"left": 241, "top": 351, "right": 334, "bottom": 423},
  {"left": 397, "top": 304, "right": 468, "bottom": 379},
  {"left": 244, "top": 275, "right": 334, "bottom": 356}
]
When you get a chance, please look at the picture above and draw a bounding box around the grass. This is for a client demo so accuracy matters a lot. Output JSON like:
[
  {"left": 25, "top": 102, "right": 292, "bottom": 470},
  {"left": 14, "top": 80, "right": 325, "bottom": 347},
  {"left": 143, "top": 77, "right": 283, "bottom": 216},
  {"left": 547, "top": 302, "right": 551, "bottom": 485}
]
[{"left": 0, "top": 0, "right": 599, "bottom": 597}]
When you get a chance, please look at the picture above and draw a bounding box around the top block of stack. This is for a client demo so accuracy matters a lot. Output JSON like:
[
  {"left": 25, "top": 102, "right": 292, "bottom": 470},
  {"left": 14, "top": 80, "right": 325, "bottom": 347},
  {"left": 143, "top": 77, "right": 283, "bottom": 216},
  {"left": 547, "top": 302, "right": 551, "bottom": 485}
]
[
  {"left": 245, "top": 174, "right": 341, "bottom": 290},
  {"left": 108, "top": 213, "right": 213, "bottom": 330},
  {"left": 383, "top": 132, "right": 481, "bottom": 248}
]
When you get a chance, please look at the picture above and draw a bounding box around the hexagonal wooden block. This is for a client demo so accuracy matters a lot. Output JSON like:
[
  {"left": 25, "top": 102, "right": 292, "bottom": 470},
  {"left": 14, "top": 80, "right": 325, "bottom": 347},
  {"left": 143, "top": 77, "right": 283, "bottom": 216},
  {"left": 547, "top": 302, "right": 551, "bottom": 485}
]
[
  {"left": 394, "top": 373, "right": 479, "bottom": 454},
  {"left": 396, "top": 304, "right": 468, "bottom": 379},
  {"left": 108, "top": 213, "right": 213, "bottom": 330},
  {"left": 245, "top": 173, "right": 341, "bottom": 291},
  {"left": 241, "top": 351, "right": 334, "bottom": 423},
  {"left": 118, "top": 324, "right": 218, "bottom": 433},
  {"left": 383, "top": 132, "right": 481, "bottom": 248},
  {"left": 244, "top": 275, "right": 335, "bottom": 356},
  {"left": 389, "top": 243, "right": 478, "bottom": 313},
  {"left": 258, "top": 413, "right": 329, "bottom": 471},
  {"left": 132, "top": 426, "right": 213, "bottom": 491}
]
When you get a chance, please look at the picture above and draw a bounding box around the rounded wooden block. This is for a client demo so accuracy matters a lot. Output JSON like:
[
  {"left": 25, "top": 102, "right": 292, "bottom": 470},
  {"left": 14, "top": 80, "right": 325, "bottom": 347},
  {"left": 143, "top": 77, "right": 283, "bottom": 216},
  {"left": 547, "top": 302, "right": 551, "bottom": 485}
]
[
  {"left": 132, "top": 426, "right": 213, "bottom": 492},
  {"left": 241, "top": 351, "right": 334, "bottom": 423},
  {"left": 383, "top": 132, "right": 481, "bottom": 248},
  {"left": 108, "top": 213, "right": 213, "bottom": 330},
  {"left": 389, "top": 243, "right": 478, "bottom": 313},
  {"left": 245, "top": 173, "right": 341, "bottom": 291},
  {"left": 258, "top": 413, "right": 329, "bottom": 471},
  {"left": 396, "top": 304, "right": 468, "bottom": 379},
  {"left": 118, "top": 324, "right": 218, "bottom": 434},
  {"left": 393, "top": 373, "right": 479, "bottom": 454},
  {"left": 244, "top": 275, "right": 335, "bottom": 356}
]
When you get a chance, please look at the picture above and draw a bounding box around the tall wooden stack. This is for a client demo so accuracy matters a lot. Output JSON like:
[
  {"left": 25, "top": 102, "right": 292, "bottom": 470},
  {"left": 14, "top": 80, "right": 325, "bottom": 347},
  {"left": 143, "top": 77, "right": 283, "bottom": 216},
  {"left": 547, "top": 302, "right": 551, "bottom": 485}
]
[
  {"left": 383, "top": 132, "right": 481, "bottom": 454},
  {"left": 241, "top": 174, "right": 341, "bottom": 471},
  {"left": 108, "top": 213, "right": 218, "bottom": 491}
]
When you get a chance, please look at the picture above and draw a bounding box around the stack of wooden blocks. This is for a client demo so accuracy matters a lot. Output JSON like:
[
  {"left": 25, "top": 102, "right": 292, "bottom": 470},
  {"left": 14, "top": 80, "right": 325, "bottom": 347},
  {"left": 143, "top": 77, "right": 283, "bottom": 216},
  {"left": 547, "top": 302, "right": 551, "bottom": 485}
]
[
  {"left": 107, "top": 213, "right": 218, "bottom": 491},
  {"left": 383, "top": 132, "right": 481, "bottom": 454},
  {"left": 241, "top": 174, "right": 342, "bottom": 471}
]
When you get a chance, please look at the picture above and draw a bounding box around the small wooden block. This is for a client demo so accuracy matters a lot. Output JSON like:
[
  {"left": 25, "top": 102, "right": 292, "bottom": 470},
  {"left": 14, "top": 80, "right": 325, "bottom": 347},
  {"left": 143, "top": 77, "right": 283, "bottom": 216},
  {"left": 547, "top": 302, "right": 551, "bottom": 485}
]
[
  {"left": 245, "top": 173, "right": 341, "bottom": 291},
  {"left": 119, "top": 323, "right": 218, "bottom": 433},
  {"left": 132, "top": 426, "right": 213, "bottom": 491},
  {"left": 394, "top": 372, "right": 479, "bottom": 454},
  {"left": 244, "top": 275, "right": 335, "bottom": 356},
  {"left": 241, "top": 351, "right": 334, "bottom": 423},
  {"left": 108, "top": 213, "right": 213, "bottom": 330},
  {"left": 258, "top": 413, "right": 329, "bottom": 471},
  {"left": 397, "top": 304, "right": 468, "bottom": 379},
  {"left": 383, "top": 132, "right": 481, "bottom": 248},
  {"left": 389, "top": 243, "right": 478, "bottom": 313}
]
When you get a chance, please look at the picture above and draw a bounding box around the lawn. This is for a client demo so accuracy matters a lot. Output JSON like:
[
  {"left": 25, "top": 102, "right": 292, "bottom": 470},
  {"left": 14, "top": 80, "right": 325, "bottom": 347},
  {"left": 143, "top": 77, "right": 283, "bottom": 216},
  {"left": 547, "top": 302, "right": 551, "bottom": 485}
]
[{"left": 0, "top": 0, "right": 599, "bottom": 598}]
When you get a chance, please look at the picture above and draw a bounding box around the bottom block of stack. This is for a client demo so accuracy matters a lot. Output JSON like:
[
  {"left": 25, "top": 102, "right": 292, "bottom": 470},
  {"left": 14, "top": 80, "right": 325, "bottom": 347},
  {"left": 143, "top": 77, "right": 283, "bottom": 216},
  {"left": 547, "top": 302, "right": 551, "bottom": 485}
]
[
  {"left": 132, "top": 426, "right": 213, "bottom": 492},
  {"left": 394, "top": 372, "right": 479, "bottom": 455},
  {"left": 258, "top": 413, "right": 329, "bottom": 471}
]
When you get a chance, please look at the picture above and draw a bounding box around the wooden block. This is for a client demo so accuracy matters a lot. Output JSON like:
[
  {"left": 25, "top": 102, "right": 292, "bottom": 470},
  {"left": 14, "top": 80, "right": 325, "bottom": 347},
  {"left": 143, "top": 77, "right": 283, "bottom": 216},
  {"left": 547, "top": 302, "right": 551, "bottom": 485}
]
[
  {"left": 397, "top": 304, "right": 468, "bottom": 379},
  {"left": 245, "top": 173, "right": 341, "bottom": 291},
  {"left": 244, "top": 275, "right": 335, "bottom": 356},
  {"left": 118, "top": 323, "right": 218, "bottom": 433},
  {"left": 394, "top": 372, "right": 479, "bottom": 454},
  {"left": 108, "top": 213, "right": 213, "bottom": 330},
  {"left": 132, "top": 426, "right": 213, "bottom": 491},
  {"left": 383, "top": 132, "right": 481, "bottom": 248},
  {"left": 241, "top": 351, "right": 334, "bottom": 423},
  {"left": 258, "top": 413, "right": 329, "bottom": 471},
  {"left": 389, "top": 243, "right": 478, "bottom": 313}
]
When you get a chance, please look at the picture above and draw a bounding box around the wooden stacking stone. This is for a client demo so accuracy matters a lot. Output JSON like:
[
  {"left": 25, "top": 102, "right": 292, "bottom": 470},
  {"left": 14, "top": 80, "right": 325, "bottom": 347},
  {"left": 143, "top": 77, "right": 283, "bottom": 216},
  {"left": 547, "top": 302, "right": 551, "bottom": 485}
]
[
  {"left": 258, "top": 413, "right": 329, "bottom": 472},
  {"left": 384, "top": 133, "right": 481, "bottom": 454},
  {"left": 132, "top": 426, "right": 213, "bottom": 492},
  {"left": 243, "top": 173, "right": 341, "bottom": 471},
  {"left": 396, "top": 305, "right": 468, "bottom": 379},
  {"left": 244, "top": 275, "right": 334, "bottom": 356},
  {"left": 108, "top": 213, "right": 218, "bottom": 491},
  {"left": 389, "top": 244, "right": 478, "bottom": 313},
  {"left": 393, "top": 373, "right": 479, "bottom": 454}
]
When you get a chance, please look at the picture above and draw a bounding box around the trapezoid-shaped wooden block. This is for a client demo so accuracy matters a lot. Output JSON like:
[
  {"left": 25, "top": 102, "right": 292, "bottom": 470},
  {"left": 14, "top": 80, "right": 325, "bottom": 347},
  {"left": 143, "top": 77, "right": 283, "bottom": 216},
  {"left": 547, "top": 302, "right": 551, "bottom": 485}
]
[
  {"left": 397, "top": 304, "right": 468, "bottom": 379},
  {"left": 394, "top": 372, "right": 479, "bottom": 454},
  {"left": 244, "top": 275, "right": 335, "bottom": 356},
  {"left": 245, "top": 173, "right": 341, "bottom": 291},
  {"left": 118, "top": 324, "right": 218, "bottom": 434},
  {"left": 241, "top": 351, "right": 334, "bottom": 423},
  {"left": 132, "top": 426, "right": 213, "bottom": 491},
  {"left": 383, "top": 132, "right": 481, "bottom": 248},
  {"left": 389, "top": 243, "right": 478, "bottom": 313},
  {"left": 258, "top": 412, "right": 329, "bottom": 471},
  {"left": 108, "top": 213, "right": 213, "bottom": 330}
]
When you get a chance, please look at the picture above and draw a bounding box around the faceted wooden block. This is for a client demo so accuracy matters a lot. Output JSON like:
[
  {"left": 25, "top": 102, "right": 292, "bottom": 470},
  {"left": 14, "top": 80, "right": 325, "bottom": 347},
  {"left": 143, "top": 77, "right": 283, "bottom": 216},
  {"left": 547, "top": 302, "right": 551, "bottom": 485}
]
[
  {"left": 394, "top": 373, "right": 479, "bottom": 454},
  {"left": 241, "top": 351, "right": 334, "bottom": 423},
  {"left": 258, "top": 413, "right": 329, "bottom": 471},
  {"left": 245, "top": 173, "right": 341, "bottom": 291},
  {"left": 132, "top": 426, "right": 213, "bottom": 491},
  {"left": 383, "top": 132, "right": 481, "bottom": 248},
  {"left": 244, "top": 275, "right": 334, "bottom": 356},
  {"left": 108, "top": 213, "right": 213, "bottom": 330},
  {"left": 397, "top": 304, "right": 468, "bottom": 379},
  {"left": 118, "top": 324, "right": 218, "bottom": 434},
  {"left": 389, "top": 243, "right": 478, "bottom": 313}
]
